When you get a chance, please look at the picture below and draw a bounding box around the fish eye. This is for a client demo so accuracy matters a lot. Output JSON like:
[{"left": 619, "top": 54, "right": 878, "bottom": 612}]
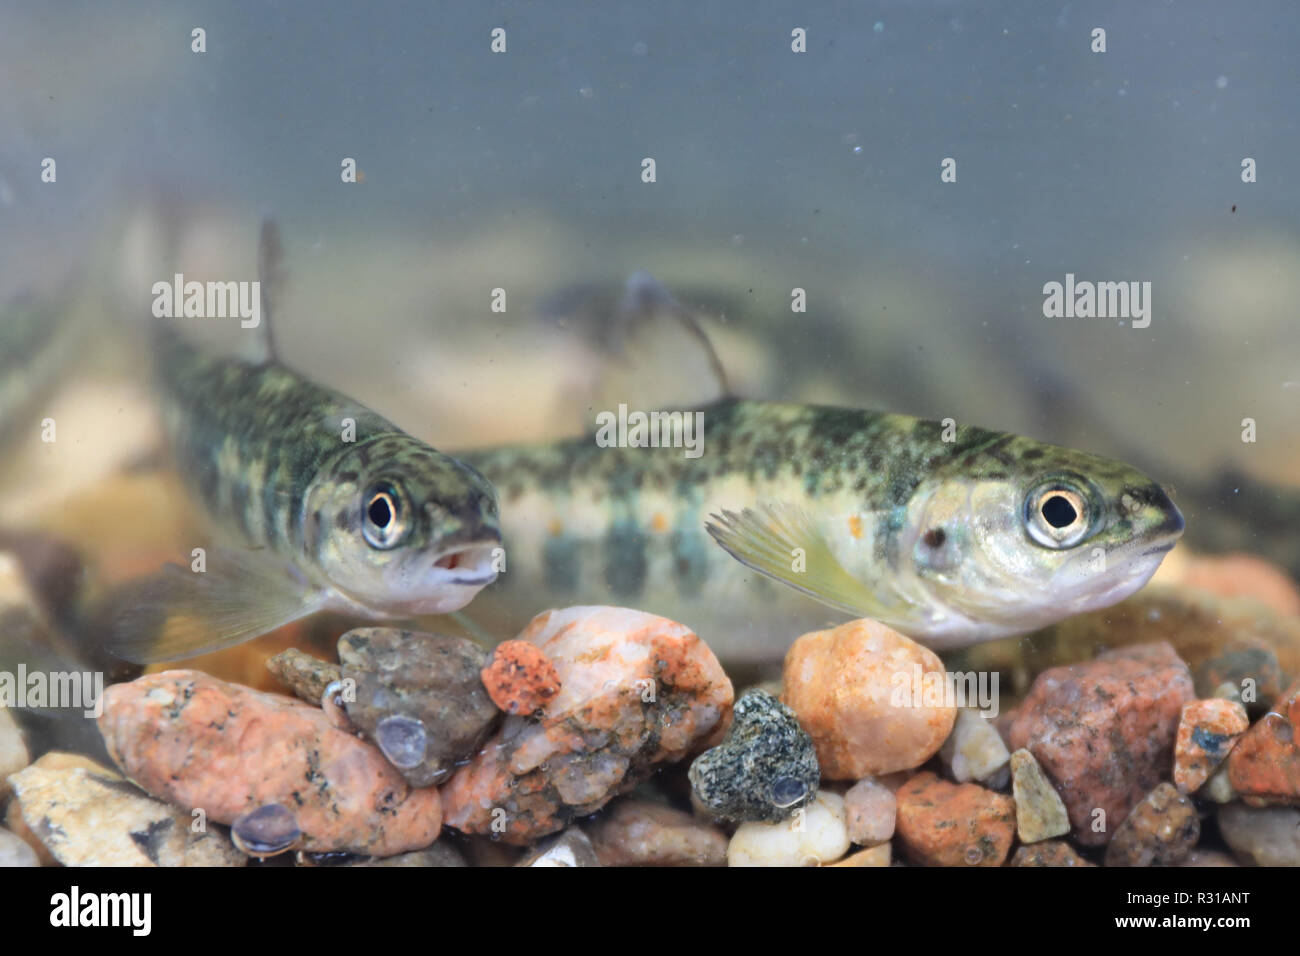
[
  {"left": 362, "top": 481, "right": 410, "bottom": 549},
  {"left": 1024, "top": 479, "right": 1093, "bottom": 549}
]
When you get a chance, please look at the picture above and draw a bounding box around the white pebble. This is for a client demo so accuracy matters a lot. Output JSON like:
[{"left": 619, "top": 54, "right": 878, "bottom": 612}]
[
  {"left": 727, "top": 791, "right": 851, "bottom": 867},
  {"left": 939, "top": 708, "right": 1009, "bottom": 783}
]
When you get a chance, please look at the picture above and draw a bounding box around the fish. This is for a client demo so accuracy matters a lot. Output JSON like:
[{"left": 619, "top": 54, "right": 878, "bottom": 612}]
[
  {"left": 103, "top": 225, "right": 502, "bottom": 663},
  {"left": 458, "top": 398, "right": 1185, "bottom": 662}
]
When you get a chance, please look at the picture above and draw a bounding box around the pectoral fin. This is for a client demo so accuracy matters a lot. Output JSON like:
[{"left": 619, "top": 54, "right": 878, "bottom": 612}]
[
  {"left": 706, "top": 502, "right": 900, "bottom": 621},
  {"left": 99, "top": 549, "right": 325, "bottom": 663}
]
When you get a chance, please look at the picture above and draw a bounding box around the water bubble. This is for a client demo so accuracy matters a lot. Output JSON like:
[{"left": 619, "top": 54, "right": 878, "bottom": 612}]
[
  {"left": 873, "top": 21, "right": 884, "bottom": 33},
  {"left": 1216, "top": 75, "right": 1228, "bottom": 90},
  {"left": 376, "top": 714, "right": 428, "bottom": 769},
  {"left": 964, "top": 844, "right": 985, "bottom": 865}
]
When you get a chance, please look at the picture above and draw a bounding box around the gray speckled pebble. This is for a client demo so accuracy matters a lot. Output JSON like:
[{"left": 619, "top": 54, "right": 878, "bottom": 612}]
[
  {"left": 688, "top": 689, "right": 820, "bottom": 823},
  {"left": 339, "top": 628, "right": 500, "bottom": 788}
]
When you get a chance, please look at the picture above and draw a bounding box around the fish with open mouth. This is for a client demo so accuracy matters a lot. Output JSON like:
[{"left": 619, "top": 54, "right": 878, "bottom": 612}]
[
  {"left": 104, "top": 225, "right": 501, "bottom": 663},
  {"left": 459, "top": 397, "right": 1185, "bottom": 662}
]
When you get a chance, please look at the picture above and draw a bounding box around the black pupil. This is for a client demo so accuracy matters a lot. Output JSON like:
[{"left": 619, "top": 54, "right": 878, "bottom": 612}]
[
  {"left": 1041, "top": 494, "right": 1078, "bottom": 529},
  {"left": 368, "top": 494, "right": 393, "bottom": 528}
]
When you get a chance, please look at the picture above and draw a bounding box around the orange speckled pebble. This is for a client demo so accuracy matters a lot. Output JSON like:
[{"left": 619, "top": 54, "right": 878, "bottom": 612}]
[
  {"left": 98, "top": 670, "right": 443, "bottom": 857},
  {"left": 781, "top": 618, "right": 956, "bottom": 778},
  {"left": 481, "top": 639, "right": 561, "bottom": 715},
  {"left": 895, "top": 772, "right": 1016, "bottom": 867},
  {"left": 441, "top": 606, "right": 733, "bottom": 845}
]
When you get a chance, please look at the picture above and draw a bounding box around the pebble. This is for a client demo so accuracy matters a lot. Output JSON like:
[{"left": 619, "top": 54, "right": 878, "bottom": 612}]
[
  {"left": 518, "top": 828, "right": 601, "bottom": 867},
  {"left": 440, "top": 606, "right": 733, "bottom": 844},
  {"left": 1007, "top": 642, "right": 1194, "bottom": 846},
  {"left": 1227, "top": 678, "right": 1300, "bottom": 805},
  {"left": 1009, "top": 748, "right": 1070, "bottom": 843},
  {"left": 939, "top": 708, "right": 1010, "bottom": 784},
  {"left": 843, "top": 776, "right": 896, "bottom": 846},
  {"left": 726, "top": 790, "right": 851, "bottom": 867},
  {"left": 1173, "top": 698, "right": 1249, "bottom": 793},
  {"left": 1103, "top": 782, "right": 1199, "bottom": 867},
  {"left": 1178, "top": 849, "right": 1239, "bottom": 867},
  {"left": 0, "top": 705, "right": 30, "bottom": 802},
  {"left": 0, "top": 826, "right": 40, "bottom": 867},
  {"left": 352, "top": 841, "right": 468, "bottom": 867},
  {"left": 688, "top": 689, "right": 820, "bottom": 823},
  {"left": 481, "top": 640, "right": 562, "bottom": 716},
  {"left": 1195, "top": 644, "right": 1286, "bottom": 716},
  {"left": 7, "top": 756, "right": 244, "bottom": 866},
  {"left": 982, "top": 588, "right": 1300, "bottom": 709},
  {"left": 585, "top": 798, "right": 727, "bottom": 866},
  {"left": 1217, "top": 802, "right": 1300, "bottom": 866},
  {"left": 265, "top": 647, "right": 341, "bottom": 705},
  {"left": 895, "top": 771, "right": 1015, "bottom": 867},
  {"left": 1178, "top": 552, "right": 1300, "bottom": 617},
  {"left": 339, "top": 628, "right": 501, "bottom": 788},
  {"left": 828, "top": 843, "right": 891, "bottom": 867},
  {"left": 782, "top": 618, "right": 956, "bottom": 778},
  {"left": 1202, "top": 764, "right": 1238, "bottom": 803},
  {"left": 1010, "top": 841, "right": 1095, "bottom": 867},
  {"left": 98, "top": 670, "right": 444, "bottom": 857}
]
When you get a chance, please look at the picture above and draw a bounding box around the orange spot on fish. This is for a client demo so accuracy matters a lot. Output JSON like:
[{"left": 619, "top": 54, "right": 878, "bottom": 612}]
[
  {"left": 548, "top": 518, "right": 563, "bottom": 536},
  {"left": 848, "top": 515, "right": 863, "bottom": 539},
  {"left": 651, "top": 512, "right": 669, "bottom": 533}
]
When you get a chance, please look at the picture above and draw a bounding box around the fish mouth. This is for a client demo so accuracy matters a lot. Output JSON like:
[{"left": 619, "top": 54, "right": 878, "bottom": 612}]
[{"left": 430, "top": 542, "right": 499, "bottom": 587}]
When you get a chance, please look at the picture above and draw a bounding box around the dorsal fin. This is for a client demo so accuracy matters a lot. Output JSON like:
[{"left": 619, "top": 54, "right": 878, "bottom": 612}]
[
  {"left": 256, "top": 218, "right": 285, "bottom": 364},
  {"left": 619, "top": 271, "right": 731, "bottom": 397}
]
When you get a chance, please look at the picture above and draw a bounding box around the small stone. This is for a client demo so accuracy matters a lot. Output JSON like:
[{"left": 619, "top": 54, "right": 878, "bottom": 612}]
[
  {"left": 828, "top": 843, "right": 891, "bottom": 867},
  {"left": 1178, "top": 849, "right": 1239, "bottom": 867},
  {"left": 1174, "top": 699, "right": 1249, "bottom": 793},
  {"left": 0, "top": 826, "right": 40, "bottom": 867},
  {"left": 339, "top": 628, "right": 500, "bottom": 787},
  {"left": 7, "top": 758, "right": 244, "bottom": 866},
  {"left": 895, "top": 771, "right": 1015, "bottom": 867},
  {"left": 1195, "top": 645, "right": 1286, "bottom": 717},
  {"left": 0, "top": 706, "right": 30, "bottom": 801},
  {"left": 1010, "top": 748, "right": 1070, "bottom": 843},
  {"left": 1010, "top": 841, "right": 1095, "bottom": 867},
  {"left": 1007, "top": 642, "right": 1194, "bottom": 846},
  {"left": 441, "top": 606, "right": 733, "bottom": 844},
  {"left": 585, "top": 799, "right": 727, "bottom": 866},
  {"left": 1201, "top": 764, "right": 1237, "bottom": 803},
  {"left": 481, "top": 640, "right": 561, "bottom": 715},
  {"left": 940, "top": 708, "right": 1011, "bottom": 783},
  {"left": 265, "top": 648, "right": 341, "bottom": 704},
  {"left": 1227, "top": 678, "right": 1300, "bottom": 805},
  {"left": 843, "top": 777, "right": 896, "bottom": 846},
  {"left": 1217, "top": 802, "right": 1300, "bottom": 866},
  {"left": 518, "top": 828, "right": 601, "bottom": 867},
  {"left": 353, "top": 842, "right": 468, "bottom": 867},
  {"left": 688, "top": 689, "right": 819, "bottom": 823},
  {"left": 1179, "top": 552, "right": 1300, "bottom": 617},
  {"left": 782, "top": 618, "right": 956, "bottom": 778},
  {"left": 99, "top": 670, "right": 443, "bottom": 856},
  {"left": 1103, "top": 783, "right": 1199, "bottom": 867},
  {"left": 727, "top": 790, "right": 851, "bottom": 867}
]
